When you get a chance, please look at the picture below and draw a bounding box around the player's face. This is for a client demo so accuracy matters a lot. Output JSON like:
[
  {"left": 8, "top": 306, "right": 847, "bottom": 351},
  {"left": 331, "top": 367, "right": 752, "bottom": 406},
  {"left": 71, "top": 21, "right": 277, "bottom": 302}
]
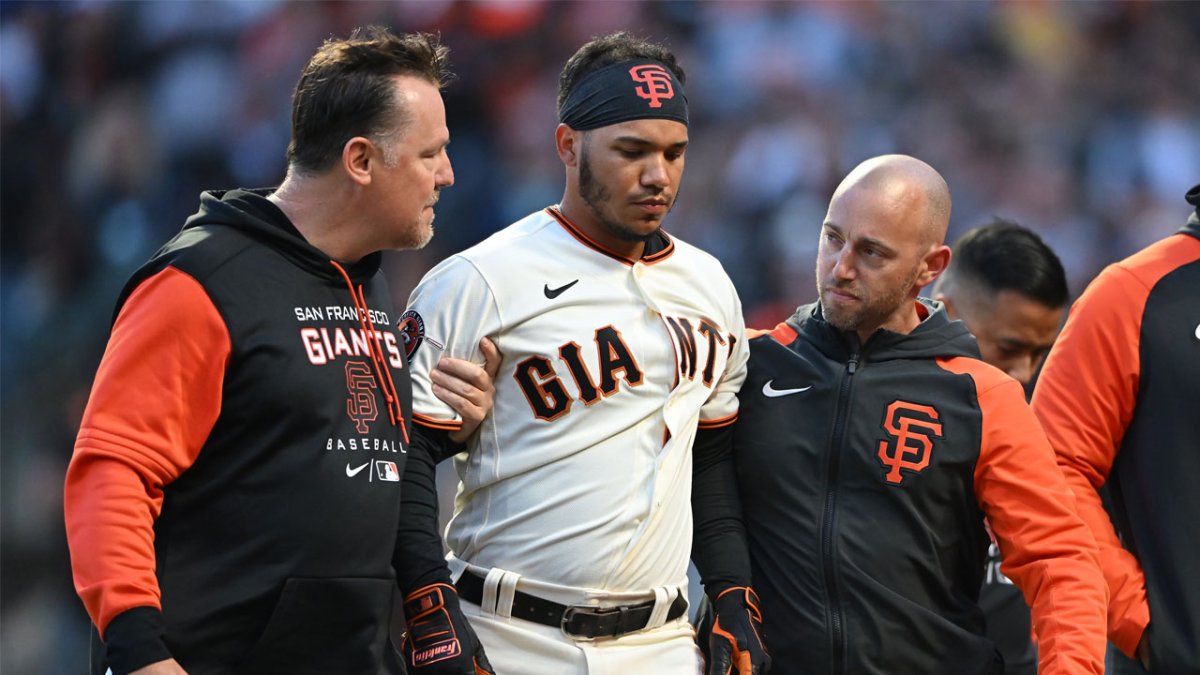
[
  {"left": 816, "top": 185, "right": 933, "bottom": 341},
  {"left": 959, "top": 290, "right": 1063, "bottom": 385},
  {"left": 577, "top": 118, "right": 687, "bottom": 245},
  {"left": 374, "top": 76, "right": 454, "bottom": 250}
]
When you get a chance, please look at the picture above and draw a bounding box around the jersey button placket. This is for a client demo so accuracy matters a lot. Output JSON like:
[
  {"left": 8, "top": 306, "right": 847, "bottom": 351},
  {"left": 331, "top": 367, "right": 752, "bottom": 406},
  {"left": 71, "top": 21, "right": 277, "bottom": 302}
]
[{"left": 630, "top": 263, "right": 659, "bottom": 312}]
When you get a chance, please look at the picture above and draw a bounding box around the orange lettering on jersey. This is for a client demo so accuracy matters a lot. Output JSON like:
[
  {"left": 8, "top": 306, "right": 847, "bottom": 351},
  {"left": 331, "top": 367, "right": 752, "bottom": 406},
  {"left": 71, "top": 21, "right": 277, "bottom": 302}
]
[
  {"left": 560, "top": 341, "right": 601, "bottom": 404},
  {"left": 876, "top": 400, "right": 943, "bottom": 485},
  {"left": 629, "top": 64, "right": 675, "bottom": 108},
  {"left": 665, "top": 317, "right": 698, "bottom": 381},
  {"left": 595, "top": 325, "right": 643, "bottom": 394},
  {"left": 664, "top": 315, "right": 727, "bottom": 388},
  {"left": 698, "top": 320, "right": 727, "bottom": 387},
  {"left": 514, "top": 355, "right": 572, "bottom": 421},
  {"left": 514, "top": 325, "right": 648, "bottom": 421}
]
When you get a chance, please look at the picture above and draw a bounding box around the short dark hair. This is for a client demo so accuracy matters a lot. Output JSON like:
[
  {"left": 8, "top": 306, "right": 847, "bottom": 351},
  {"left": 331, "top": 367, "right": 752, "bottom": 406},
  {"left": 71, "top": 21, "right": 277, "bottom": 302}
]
[
  {"left": 287, "top": 27, "right": 451, "bottom": 172},
  {"left": 556, "top": 31, "right": 685, "bottom": 118},
  {"left": 946, "top": 218, "right": 1069, "bottom": 308}
]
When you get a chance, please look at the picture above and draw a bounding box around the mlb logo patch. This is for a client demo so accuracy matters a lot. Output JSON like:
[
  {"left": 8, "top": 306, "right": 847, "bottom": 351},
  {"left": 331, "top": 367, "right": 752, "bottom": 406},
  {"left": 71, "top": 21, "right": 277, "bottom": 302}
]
[{"left": 376, "top": 461, "right": 400, "bottom": 482}]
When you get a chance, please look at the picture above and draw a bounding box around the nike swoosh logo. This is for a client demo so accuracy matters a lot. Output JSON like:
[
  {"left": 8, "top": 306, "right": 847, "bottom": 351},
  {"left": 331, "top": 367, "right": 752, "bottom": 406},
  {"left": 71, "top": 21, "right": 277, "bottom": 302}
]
[
  {"left": 346, "top": 461, "right": 371, "bottom": 477},
  {"left": 544, "top": 279, "right": 579, "bottom": 299},
  {"left": 762, "top": 380, "right": 813, "bottom": 398}
]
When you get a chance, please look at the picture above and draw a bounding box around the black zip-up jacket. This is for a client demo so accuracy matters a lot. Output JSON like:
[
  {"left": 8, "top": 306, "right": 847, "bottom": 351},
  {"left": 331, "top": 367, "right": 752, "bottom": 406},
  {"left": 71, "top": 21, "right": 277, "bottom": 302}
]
[
  {"left": 65, "top": 189, "right": 435, "bottom": 674},
  {"left": 694, "top": 299, "right": 1106, "bottom": 674},
  {"left": 1033, "top": 186, "right": 1200, "bottom": 674}
]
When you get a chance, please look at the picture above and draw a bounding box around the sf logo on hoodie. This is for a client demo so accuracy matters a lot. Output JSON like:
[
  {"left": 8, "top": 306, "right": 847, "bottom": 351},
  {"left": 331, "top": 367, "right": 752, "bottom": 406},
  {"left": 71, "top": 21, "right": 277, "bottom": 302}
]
[{"left": 877, "top": 400, "right": 943, "bottom": 485}]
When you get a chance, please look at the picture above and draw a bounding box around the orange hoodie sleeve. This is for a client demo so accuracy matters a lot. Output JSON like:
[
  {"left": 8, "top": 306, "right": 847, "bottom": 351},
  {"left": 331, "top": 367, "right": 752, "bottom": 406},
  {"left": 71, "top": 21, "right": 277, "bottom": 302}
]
[
  {"left": 940, "top": 358, "right": 1107, "bottom": 675},
  {"left": 64, "top": 266, "right": 230, "bottom": 636},
  {"left": 1031, "top": 263, "right": 1152, "bottom": 655}
]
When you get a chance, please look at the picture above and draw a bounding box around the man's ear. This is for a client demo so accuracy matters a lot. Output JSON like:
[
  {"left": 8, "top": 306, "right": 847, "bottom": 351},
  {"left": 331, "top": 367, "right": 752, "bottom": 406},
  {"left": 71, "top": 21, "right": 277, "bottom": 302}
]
[
  {"left": 343, "top": 136, "right": 375, "bottom": 186},
  {"left": 555, "top": 124, "right": 580, "bottom": 168},
  {"left": 916, "top": 244, "right": 952, "bottom": 288}
]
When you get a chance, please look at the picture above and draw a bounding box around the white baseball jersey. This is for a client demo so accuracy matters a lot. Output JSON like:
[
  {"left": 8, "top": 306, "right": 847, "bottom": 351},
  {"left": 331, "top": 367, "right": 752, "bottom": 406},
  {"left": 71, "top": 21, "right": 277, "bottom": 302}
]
[{"left": 402, "top": 206, "right": 748, "bottom": 593}]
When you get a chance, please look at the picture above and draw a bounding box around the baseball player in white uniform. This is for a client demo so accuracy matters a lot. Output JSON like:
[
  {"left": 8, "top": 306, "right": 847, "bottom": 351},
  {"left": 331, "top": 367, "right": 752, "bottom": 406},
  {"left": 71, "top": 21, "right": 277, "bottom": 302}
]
[{"left": 398, "top": 33, "right": 751, "bottom": 674}]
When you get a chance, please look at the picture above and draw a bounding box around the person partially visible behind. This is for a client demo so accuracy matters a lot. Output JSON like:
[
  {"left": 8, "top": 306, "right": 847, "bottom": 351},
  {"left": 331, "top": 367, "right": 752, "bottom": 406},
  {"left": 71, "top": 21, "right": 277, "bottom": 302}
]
[
  {"left": 932, "top": 219, "right": 1070, "bottom": 675},
  {"left": 64, "top": 27, "right": 496, "bottom": 675},
  {"left": 1033, "top": 185, "right": 1200, "bottom": 673},
  {"left": 400, "top": 31, "right": 760, "bottom": 675},
  {"left": 933, "top": 219, "right": 1068, "bottom": 391}
]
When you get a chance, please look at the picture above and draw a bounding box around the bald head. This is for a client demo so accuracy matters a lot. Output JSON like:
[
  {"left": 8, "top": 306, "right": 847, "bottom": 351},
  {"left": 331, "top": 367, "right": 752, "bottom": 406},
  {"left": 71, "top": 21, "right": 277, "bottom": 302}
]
[
  {"left": 831, "top": 154, "right": 951, "bottom": 248},
  {"left": 816, "top": 154, "right": 954, "bottom": 341}
]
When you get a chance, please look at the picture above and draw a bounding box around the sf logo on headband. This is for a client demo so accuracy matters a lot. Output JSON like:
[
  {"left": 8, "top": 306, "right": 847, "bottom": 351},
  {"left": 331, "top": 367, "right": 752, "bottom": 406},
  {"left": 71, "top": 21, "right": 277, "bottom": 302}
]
[
  {"left": 876, "top": 400, "right": 943, "bottom": 485},
  {"left": 629, "top": 64, "right": 675, "bottom": 108}
]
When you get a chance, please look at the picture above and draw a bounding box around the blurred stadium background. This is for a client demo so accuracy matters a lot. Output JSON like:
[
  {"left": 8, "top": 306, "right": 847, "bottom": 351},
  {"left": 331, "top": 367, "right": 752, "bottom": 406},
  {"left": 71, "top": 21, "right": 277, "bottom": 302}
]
[{"left": 2, "top": 1, "right": 1198, "bottom": 671}]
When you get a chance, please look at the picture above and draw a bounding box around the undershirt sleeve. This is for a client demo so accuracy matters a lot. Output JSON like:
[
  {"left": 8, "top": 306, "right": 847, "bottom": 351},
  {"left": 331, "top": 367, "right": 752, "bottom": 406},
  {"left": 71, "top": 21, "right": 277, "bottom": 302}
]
[
  {"left": 691, "top": 424, "right": 753, "bottom": 597},
  {"left": 393, "top": 425, "right": 464, "bottom": 594}
]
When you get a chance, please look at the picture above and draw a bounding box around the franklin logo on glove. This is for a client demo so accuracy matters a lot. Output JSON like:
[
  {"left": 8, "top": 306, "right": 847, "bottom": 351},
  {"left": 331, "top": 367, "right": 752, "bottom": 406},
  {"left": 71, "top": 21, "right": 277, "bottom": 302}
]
[{"left": 403, "top": 584, "right": 495, "bottom": 675}]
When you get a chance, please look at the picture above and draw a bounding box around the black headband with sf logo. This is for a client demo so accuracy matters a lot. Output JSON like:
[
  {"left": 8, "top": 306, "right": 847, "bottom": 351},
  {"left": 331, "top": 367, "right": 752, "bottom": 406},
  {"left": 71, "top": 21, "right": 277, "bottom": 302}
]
[{"left": 558, "top": 59, "right": 689, "bottom": 131}]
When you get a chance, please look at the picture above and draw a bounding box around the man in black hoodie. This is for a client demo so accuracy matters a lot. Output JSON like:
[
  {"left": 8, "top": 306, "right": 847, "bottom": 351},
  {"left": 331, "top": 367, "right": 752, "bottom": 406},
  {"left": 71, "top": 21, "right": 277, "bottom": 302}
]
[
  {"left": 64, "top": 28, "right": 497, "bottom": 675},
  {"left": 691, "top": 155, "right": 1107, "bottom": 674}
]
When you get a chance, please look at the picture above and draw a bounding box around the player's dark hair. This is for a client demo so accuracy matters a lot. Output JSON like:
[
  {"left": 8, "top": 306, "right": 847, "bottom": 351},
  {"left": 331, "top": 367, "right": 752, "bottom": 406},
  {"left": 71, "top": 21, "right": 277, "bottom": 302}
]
[
  {"left": 287, "top": 27, "right": 452, "bottom": 173},
  {"left": 949, "top": 218, "right": 1069, "bottom": 308},
  {"left": 557, "top": 31, "right": 685, "bottom": 117}
]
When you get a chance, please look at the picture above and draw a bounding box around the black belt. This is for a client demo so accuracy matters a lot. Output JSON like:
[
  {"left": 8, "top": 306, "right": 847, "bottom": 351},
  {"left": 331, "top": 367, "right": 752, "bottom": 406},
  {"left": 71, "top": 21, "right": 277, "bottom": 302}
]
[{"left": 454, "top": 570, "right": 688, "bottom": 639}]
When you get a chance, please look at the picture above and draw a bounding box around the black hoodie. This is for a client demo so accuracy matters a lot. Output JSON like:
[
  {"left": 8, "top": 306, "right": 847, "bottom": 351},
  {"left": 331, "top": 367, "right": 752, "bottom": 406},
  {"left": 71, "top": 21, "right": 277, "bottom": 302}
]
[{"left": 67, "top": 189, "right": 415, "bottom": 674}]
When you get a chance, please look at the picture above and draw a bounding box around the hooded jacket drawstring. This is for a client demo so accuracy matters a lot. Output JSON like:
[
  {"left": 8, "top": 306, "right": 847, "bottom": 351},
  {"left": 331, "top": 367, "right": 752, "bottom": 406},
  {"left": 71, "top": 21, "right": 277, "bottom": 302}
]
[
  {"left": 330, "top": 260, "right": 409, "bottom": 444},
  {"left": 355, "top": 283, "right": 409, "bottom": 443}
]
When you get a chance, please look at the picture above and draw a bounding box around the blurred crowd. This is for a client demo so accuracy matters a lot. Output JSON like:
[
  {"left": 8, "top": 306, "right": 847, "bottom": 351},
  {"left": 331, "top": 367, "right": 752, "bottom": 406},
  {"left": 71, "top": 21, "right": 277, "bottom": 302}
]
[{"left": 2, "top": 1, "right": 1198, "bottom": 670}]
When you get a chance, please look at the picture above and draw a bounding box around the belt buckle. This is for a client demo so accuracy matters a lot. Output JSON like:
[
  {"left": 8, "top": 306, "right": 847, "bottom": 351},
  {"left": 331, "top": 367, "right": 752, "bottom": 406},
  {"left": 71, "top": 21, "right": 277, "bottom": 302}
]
[{"left": 560, "top": 604, "right": 631, "bottom": 641}]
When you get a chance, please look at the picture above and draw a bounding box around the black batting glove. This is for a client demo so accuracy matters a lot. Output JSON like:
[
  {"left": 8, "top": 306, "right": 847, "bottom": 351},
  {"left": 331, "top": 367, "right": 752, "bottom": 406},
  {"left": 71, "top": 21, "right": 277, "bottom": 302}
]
[
  {"left": 403, "top": 583, "right": 495, "bottom": 675},
  {"left": 707, "top": 586, "right": 771, "bottom": 675}
]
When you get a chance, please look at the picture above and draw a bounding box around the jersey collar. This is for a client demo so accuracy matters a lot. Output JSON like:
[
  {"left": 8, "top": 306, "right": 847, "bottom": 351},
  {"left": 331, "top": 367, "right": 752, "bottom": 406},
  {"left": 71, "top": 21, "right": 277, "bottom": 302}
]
[{"left": 545, "top": 206, "right": 675, "bottom": 266}]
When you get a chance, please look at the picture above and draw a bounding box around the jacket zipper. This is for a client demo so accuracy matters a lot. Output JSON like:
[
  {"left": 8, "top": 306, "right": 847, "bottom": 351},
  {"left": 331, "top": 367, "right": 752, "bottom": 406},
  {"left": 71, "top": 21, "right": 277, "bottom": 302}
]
[{"left": 823, "top": 351, "right": 858, "bottom": 675}]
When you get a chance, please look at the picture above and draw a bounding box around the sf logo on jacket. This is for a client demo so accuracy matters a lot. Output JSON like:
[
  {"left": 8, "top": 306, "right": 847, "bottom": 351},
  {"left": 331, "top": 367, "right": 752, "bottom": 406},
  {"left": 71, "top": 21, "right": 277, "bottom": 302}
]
[{"left": 877, "top": 400, "right": 943, "bottom": 485}]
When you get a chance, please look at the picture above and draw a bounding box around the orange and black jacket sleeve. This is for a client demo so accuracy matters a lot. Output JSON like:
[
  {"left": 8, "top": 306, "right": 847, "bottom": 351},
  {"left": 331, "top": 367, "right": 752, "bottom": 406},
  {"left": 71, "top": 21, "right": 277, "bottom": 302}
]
[
  {"left": 940, "top": 357, "right": 1108, "bottom": 675},
  {"left": 1030, "top": 240, "right": 1200, "bottom": 655},
  {"left": 64, "top": 268, "right": 229, "bottom": 658}
]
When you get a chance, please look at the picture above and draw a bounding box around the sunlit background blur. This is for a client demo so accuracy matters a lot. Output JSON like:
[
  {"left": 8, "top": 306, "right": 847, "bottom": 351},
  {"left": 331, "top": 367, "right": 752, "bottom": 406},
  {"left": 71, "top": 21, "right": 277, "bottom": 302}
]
[{"left": 3, "top": 1, "right": 1198, "bottom": 670}]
